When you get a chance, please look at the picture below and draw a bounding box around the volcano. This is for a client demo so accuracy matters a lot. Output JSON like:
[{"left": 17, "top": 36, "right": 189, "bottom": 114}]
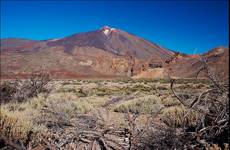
[
  {"left": 0, "top": 26, "right": 228, "bottom": 79},
  {"left": 46, "top": 26, "right": 173, "bottom": 60}
]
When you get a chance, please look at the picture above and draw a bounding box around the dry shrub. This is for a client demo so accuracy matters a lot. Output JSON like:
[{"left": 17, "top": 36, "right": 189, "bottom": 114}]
[
  {"left": 123, "top": 112, "right": 185, "bottom": 150},
  {"left": 0, "top": 82, "right": 17, "bottom": 103},
  {"left": 0, "top": 72, "right": 51, "bottom": 104},
  {"left": 135, "top": 124, "right": 185, "bottom": 150},
  {"left": 169, "top": 58, "right": 229, "bottom": 148},
  {"left": 160, "top": 106, "right": 199, "bottom": 128},
  {"left": 0, "top": 109, "right": 46, "bottom": 149}
]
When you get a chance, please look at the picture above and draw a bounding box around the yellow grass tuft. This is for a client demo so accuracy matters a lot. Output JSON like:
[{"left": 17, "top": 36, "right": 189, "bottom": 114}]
[
  {"left": 112, "top": 95, "right": 163, "bottom": 114},
  {"left": 160, "top": 105, "right": 199, "bottom": 128}
]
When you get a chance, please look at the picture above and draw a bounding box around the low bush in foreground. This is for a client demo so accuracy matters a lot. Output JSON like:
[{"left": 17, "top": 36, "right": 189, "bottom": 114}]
[{"left": 0, "top": 72, "right": 51, "bottom": 104}]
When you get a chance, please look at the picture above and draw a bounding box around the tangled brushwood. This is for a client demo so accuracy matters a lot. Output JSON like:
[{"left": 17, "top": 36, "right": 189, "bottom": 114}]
[
  {"left": 170, "top": 79, "right": 229, "bottom": 149},
  {"left": 0, "top": 72, "right": 51, "bottom": 104},
  {"left": 169, "top": 58, "right": 229, "bottom": 149}
]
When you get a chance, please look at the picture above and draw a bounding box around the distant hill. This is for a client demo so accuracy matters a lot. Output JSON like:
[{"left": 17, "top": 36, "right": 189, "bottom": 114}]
[{"left": 165, "top": 47, "right": 229, "bottom": 80}]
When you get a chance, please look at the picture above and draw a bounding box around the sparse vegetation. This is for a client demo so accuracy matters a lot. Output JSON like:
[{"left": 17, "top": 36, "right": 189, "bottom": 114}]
[
  {"left": 0, "top": 74, "right": 228, "bottom": 149},
  {"left": 113, "top": 95, "right": 163, "bottom": 113}
]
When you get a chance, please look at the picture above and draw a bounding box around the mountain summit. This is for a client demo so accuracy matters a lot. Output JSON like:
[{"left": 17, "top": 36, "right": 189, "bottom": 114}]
[
  {"left": 100, "top": 26, "right": 117, "bottom": 36},
  {"left": 0, "top": 27, "right": 228, "bottom": 79},
  {"left": 46, "top": 26, "right": 174, "bottom": 60}
]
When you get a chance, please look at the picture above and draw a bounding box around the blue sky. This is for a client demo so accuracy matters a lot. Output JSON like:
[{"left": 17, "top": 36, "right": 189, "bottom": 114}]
[{"left": 0, "top": 0, "right": 228, "bottom": 54}]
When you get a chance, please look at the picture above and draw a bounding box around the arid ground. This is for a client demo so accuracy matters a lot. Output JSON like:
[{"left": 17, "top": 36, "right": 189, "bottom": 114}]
[{"left": 1, "top": 77, "right": 228, "bottom": 150}]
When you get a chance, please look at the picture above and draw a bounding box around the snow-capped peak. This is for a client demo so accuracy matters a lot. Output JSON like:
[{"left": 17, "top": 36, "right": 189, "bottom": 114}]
[
  {"left": 101, "top": 26, "right": 116, "bottom": 36},
  {"left": 48, "top": 38, "right": 60, "bottom": 42}
]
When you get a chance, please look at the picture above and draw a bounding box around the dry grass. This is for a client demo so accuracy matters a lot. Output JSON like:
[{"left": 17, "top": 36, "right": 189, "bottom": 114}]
[
  {"left": 160, "top": 105, "right": 199, "bottom": 128},
  {"left": 112, "top": 95, "right": 164, "bottom": 114},
  {"left": 0, "top": 107, "right": 47, "bottom": 145},
  {"left": 160, "top": 97, "right": 181, "bottom": 106},
  {"left": 37, "top": 92, "right": 93, "bottom": 114},
  {"left": 0, "top": 78, "right": 214, "bottom": 149},
  {"left": 78, "top": 96, "right": 108, "bottom": 108}
]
